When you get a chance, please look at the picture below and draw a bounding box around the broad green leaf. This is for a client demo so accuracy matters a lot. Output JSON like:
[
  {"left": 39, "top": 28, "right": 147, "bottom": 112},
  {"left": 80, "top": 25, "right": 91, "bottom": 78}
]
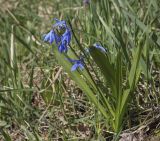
[{"left": 89, "top": 46, "right": 115, "bottom": 85}]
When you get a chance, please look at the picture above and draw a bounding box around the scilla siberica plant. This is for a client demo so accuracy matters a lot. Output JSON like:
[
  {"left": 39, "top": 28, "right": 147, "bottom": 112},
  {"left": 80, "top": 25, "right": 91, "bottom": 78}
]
[
  {"left": 43, "top": 18, "right": 142, "bottom": 138},
  {"left": 43, "top": 18, "right": 117, "bottom": 133}
]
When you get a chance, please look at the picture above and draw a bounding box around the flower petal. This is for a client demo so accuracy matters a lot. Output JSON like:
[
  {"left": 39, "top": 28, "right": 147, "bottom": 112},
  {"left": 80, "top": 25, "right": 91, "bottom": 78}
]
[
  {"left": 53, "top": 18, "right": 66, "bottom": 28},
  {"left": 43, "top": 30, "right": 55, "bottom": 44},
  {"left": 67, "top": 58, "right": 76, "bottom": 63},
  {"left": 61, "top": 28, "right": 71, "bottom": 46},
  {"left": 78, "top": 64, "right": 84, "bottom": 70},
  {"left": 71, "top": 64, "right": 78, "bottom": 71},
  {"left": 58, "top": 44, "right": 67, "bottom": 53},
  {"left": 93, "top": 43, "right": 107, "bottom": 53}
]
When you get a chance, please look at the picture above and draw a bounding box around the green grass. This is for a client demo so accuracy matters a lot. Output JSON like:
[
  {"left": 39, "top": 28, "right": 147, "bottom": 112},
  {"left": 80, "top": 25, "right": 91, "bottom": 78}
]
[{"left": 0, "top": 0, "right": 160, "bottom": 140}]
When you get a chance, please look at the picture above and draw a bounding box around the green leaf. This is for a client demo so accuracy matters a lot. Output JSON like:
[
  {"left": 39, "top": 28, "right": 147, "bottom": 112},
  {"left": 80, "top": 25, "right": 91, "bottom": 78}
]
[
  {"left": 128, "top": 40, "right": 143, "bottom": 91},
  {"left": 89, "top": 46, "right": 116, "bottom": 96}
]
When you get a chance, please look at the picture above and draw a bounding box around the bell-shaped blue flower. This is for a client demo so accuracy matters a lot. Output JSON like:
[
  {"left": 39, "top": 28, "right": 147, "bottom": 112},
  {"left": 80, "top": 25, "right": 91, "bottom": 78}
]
[
  {"left": 58, "top": 43, "right": 68, "bottom": 53},
  {"left": 43, "top": 30, "right": 60, "bottom": 45},
  {"left": 58, "top": 28, "right": 71, "bottom": 53},
  {"left": 68, "top": 58, "right": 84, "bottom": 71},
  {"left": 43, "top": 30, "right": 55, "bottom": 44},
  {"left": 93, "top": 43, "right": 107, "bottom": 53},
  {"left": 61, "top": 29, "right": 71, "bottom": 46},
  {"left": 43, "top": 18, "right": 72, "bottom": 53}
]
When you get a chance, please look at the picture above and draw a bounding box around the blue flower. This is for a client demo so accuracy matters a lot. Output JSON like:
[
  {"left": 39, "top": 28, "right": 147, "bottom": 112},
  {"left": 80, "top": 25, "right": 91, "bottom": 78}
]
[
  {"left": 43, "top": 30, "right": 55, "bottom": 44},
  {"left": 53, "top": 18, "right": 67, "bottom": 29},
  {"left": 43, "top": 18, "right": 72, "bottom": 53},
  {"left": 58, "top": 43, "right": 68, "bottom": 53},
  {"left": 93, "top": 43, "right": 107, "bottom": 53},
  {"left": 62, "top": 29, "right": 71, "bottom": 46},
  {"left": 68, "top": 58, "right": 84, "bottom": 71},
  {"left": 43, "top": 30, "right": 60, "bottom": 45},
  {"left": 58, "top": 28, "right": 71, "bottom": 53}
]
